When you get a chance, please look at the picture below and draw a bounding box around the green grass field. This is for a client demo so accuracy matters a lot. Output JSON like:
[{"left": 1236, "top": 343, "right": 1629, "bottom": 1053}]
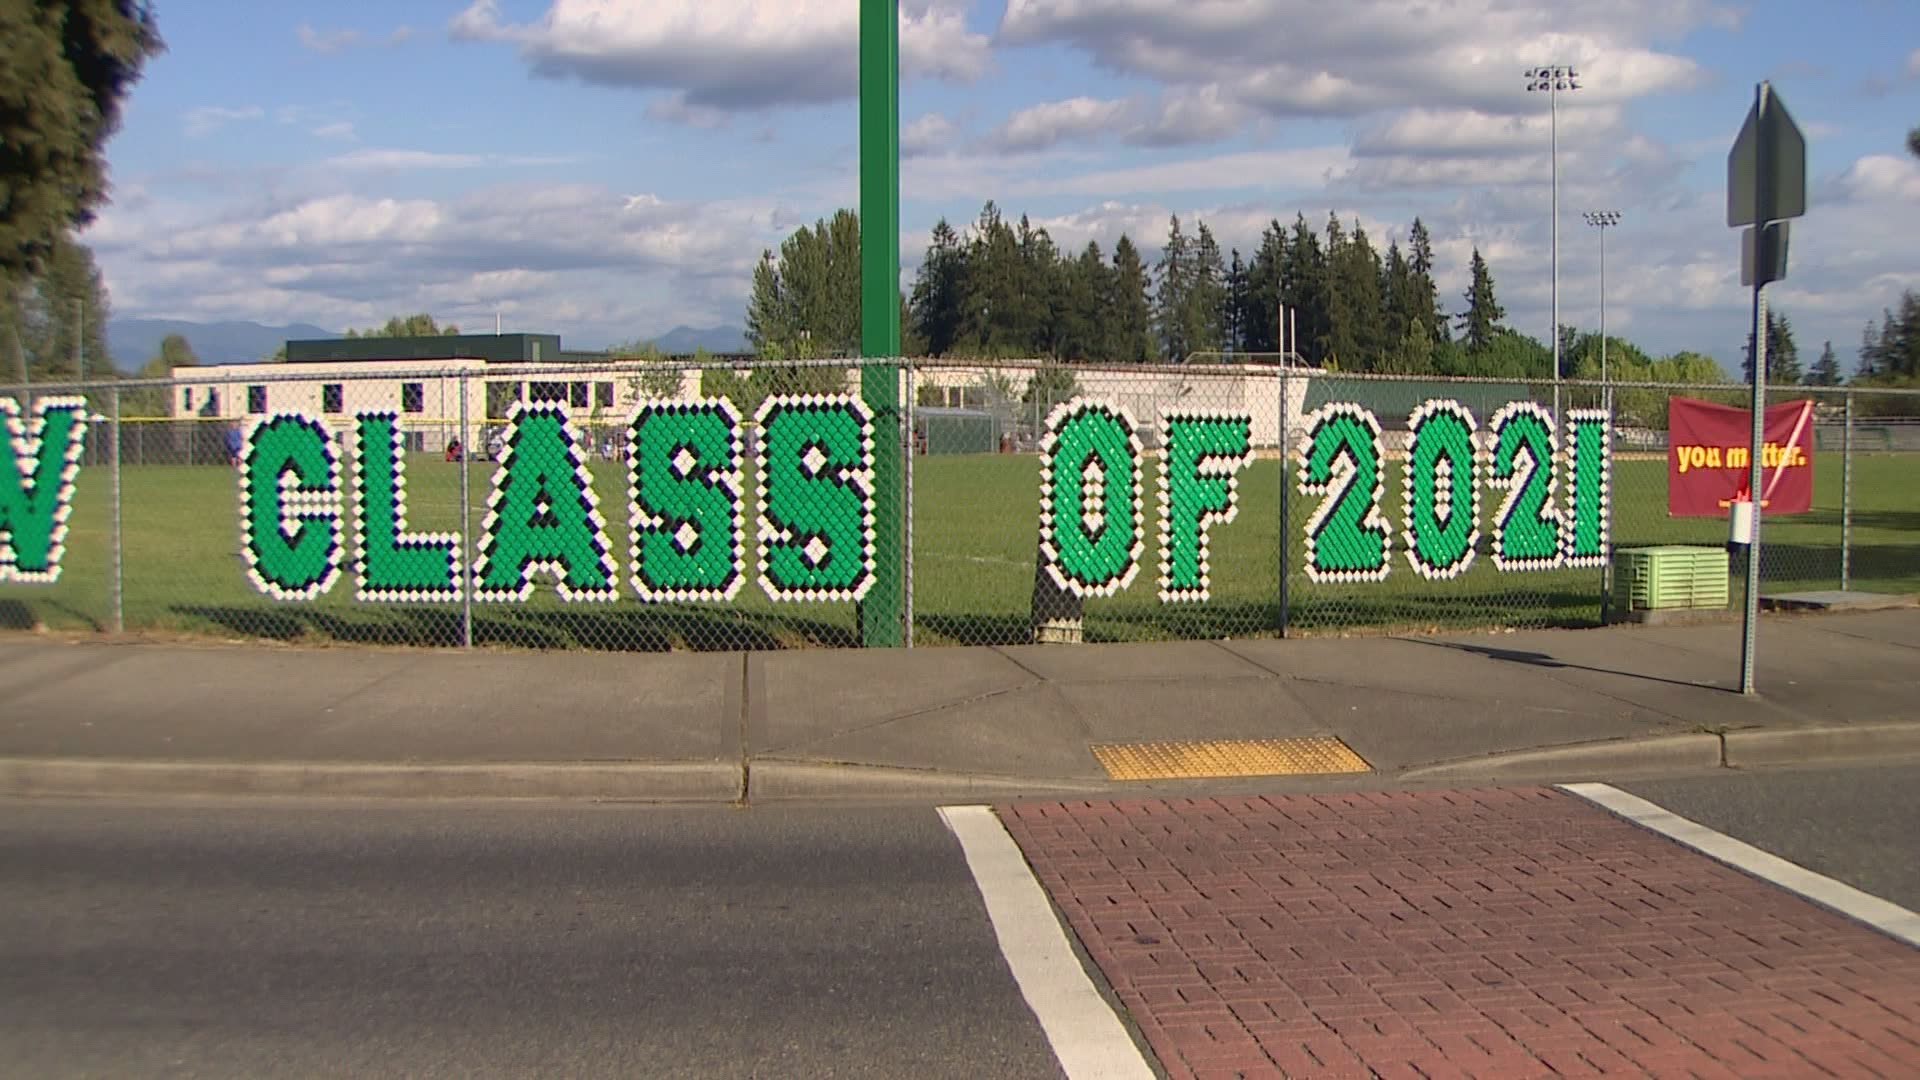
[{"left": 4, "top": 450, "right": 1916, "bottom": 650}]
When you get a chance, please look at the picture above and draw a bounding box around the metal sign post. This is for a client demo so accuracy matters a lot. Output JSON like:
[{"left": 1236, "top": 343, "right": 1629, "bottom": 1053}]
[{"left": 1727, "top": 80, "right": 1806, "bottom": 695}]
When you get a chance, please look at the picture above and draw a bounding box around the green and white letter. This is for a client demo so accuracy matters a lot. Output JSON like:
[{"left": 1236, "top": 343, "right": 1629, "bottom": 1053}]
[
  {"left": 0, "top": 396, "right": 89, "bottom": 583},
  {"left": 1298, "top": 404, "right": 1391, "bottom": 582},
  {"left": 629, "top": 401, "right": 745, "bottom": 603},
  {"left": 239, "top": 413, "right": 343, "bottom": 599},
  {"left": 1040, "top": 399, "right": 1145, "bottom": 598},
  {"left": 755, "top": 395, "right": 875, "bottom": 602},
  {"left": 1488, "top": 402, "right": 1564, "bottom": 571},
  {"left": 1158, "top": 410, "right": 1252, "bottom": 603},
  {"left": 1402, "top": 400, "right": 1481, "bottom": 580},
  {"left": 1563, "top": 408, "right": 1612, "bottom": 568},
  {"left": 472, "top": 401, "right": 618, "bottom": 602},
  {"left": 353, "top": 412, "right": 461, "bottom": 602}
]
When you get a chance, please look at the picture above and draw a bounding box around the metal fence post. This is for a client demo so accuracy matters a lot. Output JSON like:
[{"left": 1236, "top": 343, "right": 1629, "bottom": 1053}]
[
  {"left": 1598, "top": 373, "right": 1613, "bottom": 625},
  {"left": 1278, "top": 364, "right": 1292, "bottom": 638},
  {"left": 1841, "top": 389, "right": 1853, "bottom": 592},
  {"left": 108, "top": 385, "right": 124, "bottom": 634},
  {"left": 459, "top": 372, "right": 474, "bottom": 649},
  {"left": 856, "top": 0, "right": 905, "bottom": 649},
  {"left": 903, "top": 359, "right": 916, "bottom": 647}
]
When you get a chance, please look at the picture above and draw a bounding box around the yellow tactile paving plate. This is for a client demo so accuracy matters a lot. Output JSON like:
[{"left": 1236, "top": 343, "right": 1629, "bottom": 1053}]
[{"left": 1089, "top": 737, "right": 1372, "bottom": 780}]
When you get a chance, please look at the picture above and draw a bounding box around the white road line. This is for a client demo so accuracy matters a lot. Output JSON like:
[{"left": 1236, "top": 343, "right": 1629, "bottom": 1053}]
[
  {"left": 938, "top": 805, "right": 1156, "bottom": 1080},
  {"left": 1561, "top": 782, "right": 1920, "bottom": 948}
]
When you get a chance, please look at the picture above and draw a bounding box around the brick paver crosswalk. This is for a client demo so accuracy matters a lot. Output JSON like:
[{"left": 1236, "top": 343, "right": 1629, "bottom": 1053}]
[{"left": 998, "top": 788, "right": 1920, "bottom": 1079}]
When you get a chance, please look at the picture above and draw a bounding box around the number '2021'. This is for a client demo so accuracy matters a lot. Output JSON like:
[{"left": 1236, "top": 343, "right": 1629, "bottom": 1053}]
[{"left": 1298, "top": 400, "right": 1610, "bottom": 583}]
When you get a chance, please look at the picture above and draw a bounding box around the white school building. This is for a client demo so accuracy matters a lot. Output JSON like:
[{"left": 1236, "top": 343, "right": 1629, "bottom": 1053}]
[{"left": 168, "top": 333, "right": 1319, "bottom": 455}]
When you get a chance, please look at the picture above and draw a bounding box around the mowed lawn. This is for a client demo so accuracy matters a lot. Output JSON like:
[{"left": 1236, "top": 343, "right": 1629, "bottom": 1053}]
[{"left": 4, "top": 449, "right": 1916, "bottom": 650}]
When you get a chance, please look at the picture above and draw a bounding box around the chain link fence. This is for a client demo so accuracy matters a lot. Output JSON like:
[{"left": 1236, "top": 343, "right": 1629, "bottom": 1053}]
[
  {"left": 2, "top": 360, "right": 1916, "bottom": 651},
  {"left": 909, "top": 359, "right": 1293, "bottom": 645}
]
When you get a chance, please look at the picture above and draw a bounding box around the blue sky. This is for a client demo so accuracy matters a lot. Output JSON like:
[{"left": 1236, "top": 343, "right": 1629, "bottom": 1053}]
[{"left": 87, "top": 1, "right": 1920, "bottom": 370}]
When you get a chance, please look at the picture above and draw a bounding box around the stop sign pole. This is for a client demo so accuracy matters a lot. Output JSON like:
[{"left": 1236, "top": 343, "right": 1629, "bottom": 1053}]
[{"left": 1727, "top": 80, "right": 1806, "bottom": 694}]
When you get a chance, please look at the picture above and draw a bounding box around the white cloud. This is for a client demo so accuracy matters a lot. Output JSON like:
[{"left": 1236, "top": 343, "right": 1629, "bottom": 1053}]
[
  {"left": 297, "top": 24, "right": 362, "bottom": 54},
  {"left": 450, "top": 0, "right": 989, "bottom": 113},
  {"left": 644, "top": 96, "right": 732, "bottom": 129},
  {"left": 1908, "top": 48, "right": 1920, "bottom": 79},
  {"left": 84, "top": 183, "right": 793, "bottom": 345},
  {"left": 326, "top": 149, "right": 486, "bottom": 171},
  {"left": 1835, "top": 155, "right": 1920, "bottom": 204},
  {"left": 183, "top": 105, "right": 263, "bottom": 138},
  {"left": 986, "top": 91, "right": 1247, "bottom": 152},
  {"left": 998, "top": 0, "right": 1710, "bottom": 121},
  {"left": 993, "top": 97, "right": 1132, "bottom": 152},
  {"left": 298, "top": 23, "right": 416, "bottom": 53},
  {"left": 321, "top": 149, "right": 576, "bottom": 172},
  {"left": 311, "top": 121, "right": 357, "bottom": 141},
  {"left": 1019, "top": 146, "right": 1352, "bottom": 197},
  {"left": 901, "top": 113, "right": 960, "bottom": 158},
  {"left": 1127, "top": 87, "right": 1246, "bottom": 147},
  {"left": 1355, "top": 106, "right": 1624, "bottom": 159}
]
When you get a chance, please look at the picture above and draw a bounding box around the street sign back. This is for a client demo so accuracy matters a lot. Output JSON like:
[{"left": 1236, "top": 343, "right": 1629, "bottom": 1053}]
[
  {"left": 1741, "top": 221, "right": 1790, "bottom": 287},
  {"left": 1728, "top": 83, "right": 1806, "bottom": 227}
]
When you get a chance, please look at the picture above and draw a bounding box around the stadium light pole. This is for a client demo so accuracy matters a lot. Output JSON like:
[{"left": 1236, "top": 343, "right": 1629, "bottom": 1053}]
[
  {"left": 1582, "top": 210, "right": 1621, "bottom": 405},
  {"left": 1525, "top": 64, "right": 1580, "bottom": 423}
]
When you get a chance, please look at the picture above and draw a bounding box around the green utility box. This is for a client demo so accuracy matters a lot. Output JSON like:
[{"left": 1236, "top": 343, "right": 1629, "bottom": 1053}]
[{"left": 1612, "top": 546, "right": 1731, "bottom": 610}]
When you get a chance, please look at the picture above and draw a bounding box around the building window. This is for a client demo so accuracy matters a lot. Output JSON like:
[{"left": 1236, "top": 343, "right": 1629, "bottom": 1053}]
[
  {"left": 530, "top": 380, "right": 566, "bottom": 403},
  {"left": 570, "top": 381, "right": 589, "bottom": 408},
  {"left": 323, "top": 384, "right": 343, "bottom": 412},
  {"left": 595, "top": 381, "right": 614, "bottom": 408},
  {"left": 181, "top": 387, "right": 194, "bottom": 411},
  {"left": 248, "top": 385, "right": 267, "bottom": 413},
  {"left": 205, "top": 388, "right": 220, "bottom": 414},
  {"left": 486, "top": 382, "right": 521, "bottom": 420},
  {"left": 402, "top": 382, "right": 425, "bottom": 413}
]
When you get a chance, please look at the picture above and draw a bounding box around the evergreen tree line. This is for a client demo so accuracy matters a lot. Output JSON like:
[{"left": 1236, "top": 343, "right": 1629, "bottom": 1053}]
[
  {"left": 902, "top": 202, "right": 1516, "bottom": 375},
  {"left": 750, "top": 202, "right": 1719, "bottom": 385},
  {"left": 1856, "top": 289, "right": 1920, "bottom": 384},
  {"left": 745, "top": 204, "right": 1920, "bottom": 408},
  {"left": 1735, "top": 287, "right": 1920, "bottom": 392}
]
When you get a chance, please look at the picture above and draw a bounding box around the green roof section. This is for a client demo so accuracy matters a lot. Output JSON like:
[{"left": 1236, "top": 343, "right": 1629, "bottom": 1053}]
[{"left": 284, "top": 333, "right": 567, "bottom": 364}]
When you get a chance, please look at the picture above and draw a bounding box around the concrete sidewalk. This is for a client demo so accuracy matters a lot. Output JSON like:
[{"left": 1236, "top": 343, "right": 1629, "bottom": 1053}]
[{"left": 1, "top": 609, "right": 1917, "bottom": 802}]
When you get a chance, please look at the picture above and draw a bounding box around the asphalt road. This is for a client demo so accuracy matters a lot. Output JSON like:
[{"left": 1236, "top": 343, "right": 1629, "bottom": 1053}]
[
  {"left": 1624, "top": 760, "right": 1920, "bottom": 912},
  {"left": 3, "top": 766, "right": 1914, "bottom": 1079},
  {"left": 0, "top": 799, "right": 1061, "bottom": 1080}
]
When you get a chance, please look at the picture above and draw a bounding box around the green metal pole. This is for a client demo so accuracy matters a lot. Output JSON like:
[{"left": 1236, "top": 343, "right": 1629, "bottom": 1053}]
[{"left": 858, "top": 0, "right": 904, "bottom": 647}]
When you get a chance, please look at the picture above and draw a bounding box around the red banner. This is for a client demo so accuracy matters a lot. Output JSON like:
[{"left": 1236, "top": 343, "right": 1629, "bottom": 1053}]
[{"left": 1667, "top": 397, "right": 1816, "bottom": 516}]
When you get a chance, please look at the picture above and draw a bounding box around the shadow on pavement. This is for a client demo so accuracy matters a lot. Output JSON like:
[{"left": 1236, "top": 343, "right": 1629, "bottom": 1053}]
[
  {"left": 1401, "top": 637, "right": 1717, "bottom": 693},
  {"left": 171, "top": 604, "right": 857, "bottom": 653}
]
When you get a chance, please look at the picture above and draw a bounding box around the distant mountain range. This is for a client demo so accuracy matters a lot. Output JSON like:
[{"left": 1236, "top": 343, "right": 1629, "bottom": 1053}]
[
  {"left": 107, "top": 319, "right": 337, "bottom": 370},
  {"left": 647, "top": 325, "right": 749, "bottom": 354},
  {"left": 105, "top": 319, "right": 750, "bottom": 370}
]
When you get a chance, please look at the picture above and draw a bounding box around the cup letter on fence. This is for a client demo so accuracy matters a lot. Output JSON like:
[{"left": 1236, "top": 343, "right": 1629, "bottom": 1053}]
[
  {"left": 0, "top": 396, "right": 90, "bottom": 584},
  {"left": 240, "top": 414, "right": 344, "bottom": 600},
  {"left": 1039, "top": 399, "right": 1146, "bottom": 598}
]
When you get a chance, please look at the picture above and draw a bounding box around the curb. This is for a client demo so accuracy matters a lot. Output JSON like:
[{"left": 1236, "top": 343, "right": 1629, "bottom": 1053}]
[
  {"left": 1399, "top": 734, "right": 1725, "bottom": 782},
  {"left": 0, "top": 758, "right": 744, "bottom": 803},
  {"left": 5, "top": 723, "right": 1916, "bottom": 803},
  {"left": 1723, "top": 722, "right": 1920, "bottom": 769},
  {"left": 748, "top": 759, "right": 1110, "bottom": 801}
]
